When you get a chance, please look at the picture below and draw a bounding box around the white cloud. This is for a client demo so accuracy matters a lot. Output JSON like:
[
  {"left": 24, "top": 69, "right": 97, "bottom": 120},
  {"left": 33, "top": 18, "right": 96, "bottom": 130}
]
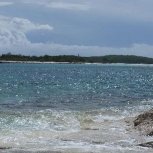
[
  {"left": 0, "top": 15, "right": 152, "bottom": 57},
  {"left": 22, "top": 0, "right": 90, "bottom": 11},
  {"left": 1, "top": 41, "right": 153, "bottom": 58},
  {"left": 25, "top": 43, "right": 153, "bottom": 57},
  {"left": 0, "top": 2, "right": 153, "bottom": 57},
  {"left": 0, "top": 1, "right": 13, "bottom": 7},
  {"left": 46, "top": 2, "right": 90, "bottom": 11},
  {"left": 90, "top": 0, "right": 153, "bottom": 22},
  {"left": 10, "top": 17, "right": 53, "bottom": 32},
  {"left": 0, "top": 15, "right": 53, "bottom": 46},
  {"left": 0, "top": 28, "right": 29, "bottom": 45},
  {"left": 20, "top": 0, "right": 153, "bottom": 22}
]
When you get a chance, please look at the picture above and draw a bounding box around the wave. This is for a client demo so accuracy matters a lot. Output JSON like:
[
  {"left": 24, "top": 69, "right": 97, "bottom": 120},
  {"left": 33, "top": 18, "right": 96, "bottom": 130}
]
[{"left": 0, "top": 100, "right": 153, "bottom": 152}]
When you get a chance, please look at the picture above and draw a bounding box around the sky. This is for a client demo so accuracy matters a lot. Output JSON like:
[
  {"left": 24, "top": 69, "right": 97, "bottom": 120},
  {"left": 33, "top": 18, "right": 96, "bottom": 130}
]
[{"left": 0, "top": 0, "right": 153, "bottom": 57}]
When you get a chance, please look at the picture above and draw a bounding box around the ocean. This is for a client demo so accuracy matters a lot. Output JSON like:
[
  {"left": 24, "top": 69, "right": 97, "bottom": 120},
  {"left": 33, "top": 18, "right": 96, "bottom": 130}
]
[{"left": 0, "top": 63, "right": 153, "bottom": 152}]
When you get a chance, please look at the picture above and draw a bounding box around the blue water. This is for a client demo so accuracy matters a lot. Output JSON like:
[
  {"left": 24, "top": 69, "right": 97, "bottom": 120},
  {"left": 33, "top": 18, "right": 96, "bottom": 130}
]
[
  {"left": 0, "top": 63, "right": 153, "bottom": 152},
  {"left": 0, "top": 63, "right": 153, "bottom": 110}
]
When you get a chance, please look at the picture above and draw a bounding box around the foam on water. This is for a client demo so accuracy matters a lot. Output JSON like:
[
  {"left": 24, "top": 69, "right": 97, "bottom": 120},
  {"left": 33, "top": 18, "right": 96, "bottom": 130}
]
[{"left": 0, "top": 103, "right": 152, "bottom": 152}]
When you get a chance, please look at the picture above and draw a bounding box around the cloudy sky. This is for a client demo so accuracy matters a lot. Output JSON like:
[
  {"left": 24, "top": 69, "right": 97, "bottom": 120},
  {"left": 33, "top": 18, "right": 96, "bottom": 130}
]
[{"left": 0, "top": 0, "right": 153, "bottom": 57}]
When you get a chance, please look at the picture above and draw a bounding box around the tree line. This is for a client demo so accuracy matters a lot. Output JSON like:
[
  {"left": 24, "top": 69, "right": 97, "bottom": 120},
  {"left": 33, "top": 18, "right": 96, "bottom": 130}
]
[{"left": 1, "top": 53, "right": 153, "bottom": 64}]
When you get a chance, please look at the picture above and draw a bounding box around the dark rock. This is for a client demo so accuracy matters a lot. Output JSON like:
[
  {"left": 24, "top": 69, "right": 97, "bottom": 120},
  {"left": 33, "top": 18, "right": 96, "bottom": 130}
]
[
  {"left": 139, "top": 141, "right": 153, "bottom": 148},
  {"left": 148, "top": 131, "right": 153, "bottom": 136},
  {"left": 134, "top": 109, "right": 153, "bottom": 127},
  {"left": 133, "top": 109, "right": 153, "bottom": 136},
  {"left": 133, "top": 109, "right": 153, "bottom": 149},
  {"left": 0, "top": 146, "right": 11, "bottom": 150}
]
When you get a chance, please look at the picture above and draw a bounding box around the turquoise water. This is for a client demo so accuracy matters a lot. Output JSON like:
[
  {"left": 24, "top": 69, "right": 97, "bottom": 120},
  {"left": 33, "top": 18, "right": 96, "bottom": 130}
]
[
  {"left": 1, "top": 63, "right": 153, "bottom": 110},
  {"left": 0, "top": 63, "right": 153, "bottom": 152}
]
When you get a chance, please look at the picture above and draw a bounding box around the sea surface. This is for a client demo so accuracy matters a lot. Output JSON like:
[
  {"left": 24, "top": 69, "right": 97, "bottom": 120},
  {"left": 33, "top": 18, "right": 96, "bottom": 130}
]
[{"left": 0, "top": 63, "right": 153, "bottom": 152}]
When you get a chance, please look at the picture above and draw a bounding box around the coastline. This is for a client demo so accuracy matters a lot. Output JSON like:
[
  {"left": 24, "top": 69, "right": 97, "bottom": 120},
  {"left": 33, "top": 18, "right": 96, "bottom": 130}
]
[
  {"left": 0, "top": 60, "right": 71, "bottom": 64},
  {"left": 1, "top": 60, "right": 153, "bottom": 66}
]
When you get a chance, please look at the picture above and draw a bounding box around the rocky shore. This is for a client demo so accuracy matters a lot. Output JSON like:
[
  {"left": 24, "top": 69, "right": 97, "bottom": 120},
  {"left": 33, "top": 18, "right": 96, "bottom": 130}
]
[{"left": 133, "top": 109, "right": 153, "bottom": 148}]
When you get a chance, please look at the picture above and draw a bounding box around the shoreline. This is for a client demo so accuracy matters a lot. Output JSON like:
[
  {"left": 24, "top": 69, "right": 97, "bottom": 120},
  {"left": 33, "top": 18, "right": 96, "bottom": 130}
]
[
  {"left": 1, "top": 60, "right": 153, "bottom": 66},
  {"left": 0, "top": 60, "right": 70, "bottom": 64}
]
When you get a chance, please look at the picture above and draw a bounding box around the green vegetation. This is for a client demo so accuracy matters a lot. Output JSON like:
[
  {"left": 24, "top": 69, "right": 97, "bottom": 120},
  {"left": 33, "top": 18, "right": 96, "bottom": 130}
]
[
  {"left": 1, "top": 53, "right": 153, "bottom": 64},
  {"left": 86, "top": 55, "right": 153, "bottom": 64}
]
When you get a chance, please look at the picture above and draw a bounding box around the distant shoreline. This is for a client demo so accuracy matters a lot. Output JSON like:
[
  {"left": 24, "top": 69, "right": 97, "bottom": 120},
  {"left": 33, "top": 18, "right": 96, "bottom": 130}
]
[
  {"left": 1, "top": 54, "right": 153, "bottom": 64},
  {"left": 1, "top": 60, "right": 153, "bottom": 67},
  {"left": 0, "top": 60, "right": 71, "bottom": 64}
]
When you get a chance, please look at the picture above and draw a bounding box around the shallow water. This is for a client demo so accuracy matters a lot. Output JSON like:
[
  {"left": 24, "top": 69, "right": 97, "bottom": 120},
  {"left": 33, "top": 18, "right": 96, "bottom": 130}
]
[{"left": 0, "top": 63, "right": 153, "bottom": 152}]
